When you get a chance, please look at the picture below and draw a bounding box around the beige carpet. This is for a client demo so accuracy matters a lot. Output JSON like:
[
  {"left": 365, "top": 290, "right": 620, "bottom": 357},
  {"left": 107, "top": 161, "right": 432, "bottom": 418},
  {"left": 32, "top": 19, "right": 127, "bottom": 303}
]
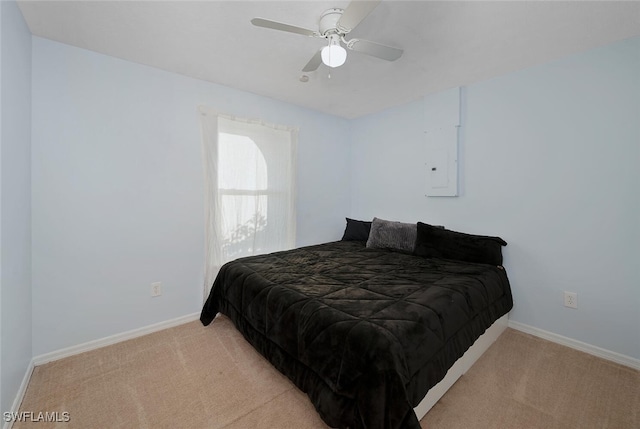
[{"left": 14, "top": 316, "right": 639, "bottom": 429}]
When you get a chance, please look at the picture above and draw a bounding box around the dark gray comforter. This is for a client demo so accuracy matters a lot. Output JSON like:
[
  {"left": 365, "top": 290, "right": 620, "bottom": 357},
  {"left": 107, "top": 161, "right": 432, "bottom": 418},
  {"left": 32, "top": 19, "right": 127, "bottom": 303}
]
[{"left": 201, "top": 240, "right": 513, "bottom": 428}]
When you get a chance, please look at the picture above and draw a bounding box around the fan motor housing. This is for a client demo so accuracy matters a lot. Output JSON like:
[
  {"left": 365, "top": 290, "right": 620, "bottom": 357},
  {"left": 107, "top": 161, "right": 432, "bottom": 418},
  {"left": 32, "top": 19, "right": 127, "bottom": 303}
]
[{"left": 319, "top": 8, "right": 344, "bottom": 36}]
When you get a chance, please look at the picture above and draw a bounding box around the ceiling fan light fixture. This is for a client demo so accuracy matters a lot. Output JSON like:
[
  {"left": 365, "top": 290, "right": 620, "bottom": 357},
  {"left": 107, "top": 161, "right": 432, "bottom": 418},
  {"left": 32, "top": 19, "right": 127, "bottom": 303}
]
[{"left": 321, "top": 34, "right": 347, "bottom": 68}]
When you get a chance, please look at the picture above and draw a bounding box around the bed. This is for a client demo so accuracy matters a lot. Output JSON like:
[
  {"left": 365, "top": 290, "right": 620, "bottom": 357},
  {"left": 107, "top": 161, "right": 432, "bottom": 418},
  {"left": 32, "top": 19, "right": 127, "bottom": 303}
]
[{"left": 200, "top": 219, "right": 513, "bottom": 429}]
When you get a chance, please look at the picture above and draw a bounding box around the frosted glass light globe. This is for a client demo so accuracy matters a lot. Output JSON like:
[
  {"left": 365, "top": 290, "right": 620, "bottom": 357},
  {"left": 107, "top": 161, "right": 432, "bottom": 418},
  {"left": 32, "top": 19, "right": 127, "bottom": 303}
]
[{"left": 321, "top": 44, "right": 347, "bottom": 68}]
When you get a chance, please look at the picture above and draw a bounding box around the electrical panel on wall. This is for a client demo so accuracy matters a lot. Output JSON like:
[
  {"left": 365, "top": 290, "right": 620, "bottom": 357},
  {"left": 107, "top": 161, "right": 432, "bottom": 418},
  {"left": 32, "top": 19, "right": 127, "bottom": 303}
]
[
  {"left": 424, "top": 87, "right": 462, "bottom": 197},
  {"left": 425, "top": 126, "right": 459, "bottom": 196}
]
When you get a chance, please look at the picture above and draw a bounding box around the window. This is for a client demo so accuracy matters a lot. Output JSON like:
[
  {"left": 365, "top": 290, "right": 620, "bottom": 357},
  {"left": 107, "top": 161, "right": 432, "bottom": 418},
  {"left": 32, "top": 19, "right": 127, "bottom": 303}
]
[{"left": 200, "top": 108, "right": 297, "bottom": 296}]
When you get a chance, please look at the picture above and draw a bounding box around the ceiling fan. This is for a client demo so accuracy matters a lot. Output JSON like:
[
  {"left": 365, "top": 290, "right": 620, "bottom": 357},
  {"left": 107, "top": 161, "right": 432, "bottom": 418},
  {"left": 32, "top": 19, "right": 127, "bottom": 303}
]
[{"left": 251, "top": 0, "right": 403, "bottom": 72}]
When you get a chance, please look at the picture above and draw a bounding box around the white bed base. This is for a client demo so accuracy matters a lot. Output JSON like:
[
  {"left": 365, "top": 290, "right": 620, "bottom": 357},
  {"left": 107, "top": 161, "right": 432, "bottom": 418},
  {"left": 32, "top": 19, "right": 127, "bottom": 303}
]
[{"left": 413, "top": 313, "right": 509, "bottom": 419}]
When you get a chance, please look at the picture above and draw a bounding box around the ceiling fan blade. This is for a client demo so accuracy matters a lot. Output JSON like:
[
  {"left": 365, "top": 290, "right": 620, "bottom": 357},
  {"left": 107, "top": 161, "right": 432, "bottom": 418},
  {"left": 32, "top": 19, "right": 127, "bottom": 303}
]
[
  {"left": 302, "top": 50, "right": 323, "bottom": 72},
  {"left": 251, "top": 18, "right": 317, "bottom": 37},
  {"left": 347, "top": 38, "right": 403, "bottom": 61},
  {"left": 337, "top": 0, "right": 382, "bottom": 33}
]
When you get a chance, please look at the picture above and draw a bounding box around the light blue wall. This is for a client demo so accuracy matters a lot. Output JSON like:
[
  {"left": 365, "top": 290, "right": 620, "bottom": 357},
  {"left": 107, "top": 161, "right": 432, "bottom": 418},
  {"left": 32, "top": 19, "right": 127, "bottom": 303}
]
[
  {"left": 351, "top": 36, "right": 640, "bottom": 360},
  {"left": 31, "top": 37, "right": 351, "bottom": 355},
  {"left": 0, "top": 0, "right": 32, "bottom": 414},
  {"left": 0, "top": 0, "right": 3, "bottom": 411},
  {"left": 11, "top": 10, "right": 640, "bottom": 400}
]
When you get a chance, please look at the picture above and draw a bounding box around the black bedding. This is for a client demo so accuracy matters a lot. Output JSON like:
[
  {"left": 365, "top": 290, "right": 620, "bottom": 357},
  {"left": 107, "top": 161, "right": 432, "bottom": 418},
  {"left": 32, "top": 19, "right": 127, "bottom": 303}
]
[{"left": 200, "top": 240, "right": 513, "bottom": 429}]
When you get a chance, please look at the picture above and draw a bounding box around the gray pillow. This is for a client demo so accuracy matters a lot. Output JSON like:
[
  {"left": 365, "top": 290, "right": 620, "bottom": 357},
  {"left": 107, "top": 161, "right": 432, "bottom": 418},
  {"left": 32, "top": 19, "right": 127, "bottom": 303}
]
[{"left": 366, "top": 217, "right": 417, "bottom": 253}]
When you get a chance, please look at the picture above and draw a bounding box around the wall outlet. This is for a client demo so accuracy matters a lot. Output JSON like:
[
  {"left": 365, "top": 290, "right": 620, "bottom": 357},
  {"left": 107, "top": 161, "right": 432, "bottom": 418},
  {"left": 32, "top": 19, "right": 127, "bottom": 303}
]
[
  {"left": 564, "top": 291, "right": 577, "bottom": 309},
  {"left": 151, "top": 282, "right": 162, "bottom": 297}
]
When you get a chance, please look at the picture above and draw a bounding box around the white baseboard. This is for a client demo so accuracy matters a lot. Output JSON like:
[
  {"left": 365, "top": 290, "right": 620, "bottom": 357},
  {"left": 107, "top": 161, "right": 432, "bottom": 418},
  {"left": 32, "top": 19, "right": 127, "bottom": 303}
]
[
  {"left": 508, "top": 320, "right": 640, "bottom": 370},
  {"left": 33, "top": 312, "right": 200, "bottom": 366},
  {"left": 2, "top": 358, "right": 36, "bottom": 429}
]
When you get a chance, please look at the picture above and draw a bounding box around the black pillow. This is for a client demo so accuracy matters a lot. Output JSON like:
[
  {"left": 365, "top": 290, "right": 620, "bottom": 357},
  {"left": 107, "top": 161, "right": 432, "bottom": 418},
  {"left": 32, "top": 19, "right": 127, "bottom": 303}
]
[
  {"left": 414, "top": 222, "right": 507, "bottom": 265},
  {"left": 341, "top": 218, "right": 372, "bottom": 241}
]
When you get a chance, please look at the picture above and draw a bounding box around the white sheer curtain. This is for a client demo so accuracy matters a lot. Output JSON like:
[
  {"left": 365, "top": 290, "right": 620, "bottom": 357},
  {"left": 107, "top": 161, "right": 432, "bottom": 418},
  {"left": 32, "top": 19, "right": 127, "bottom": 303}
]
[{"left": 200, "top": 106, "right": 297, "bottom": 298}]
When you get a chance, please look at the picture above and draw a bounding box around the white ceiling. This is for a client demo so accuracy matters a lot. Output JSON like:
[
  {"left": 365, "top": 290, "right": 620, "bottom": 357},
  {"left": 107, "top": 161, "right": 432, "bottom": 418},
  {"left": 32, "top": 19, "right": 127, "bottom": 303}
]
[{"left": 17, "top": 0, "right": 640, "bottom": 119}]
